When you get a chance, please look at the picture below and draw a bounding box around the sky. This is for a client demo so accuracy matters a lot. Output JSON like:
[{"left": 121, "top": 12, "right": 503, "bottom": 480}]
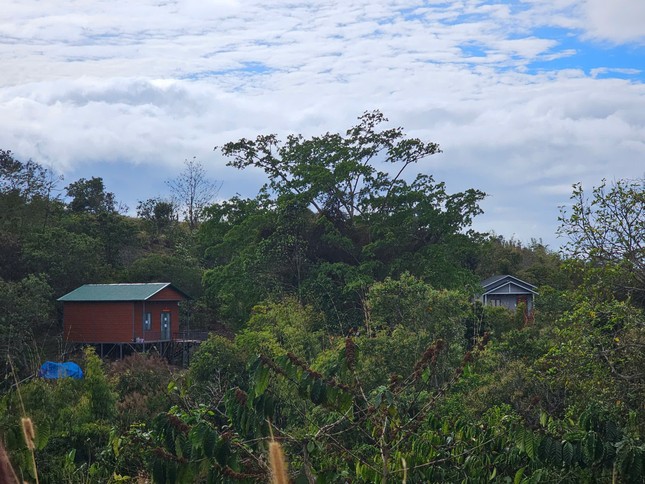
[{"left": 1, "top": 0, "right": 644, "bottom": 249}]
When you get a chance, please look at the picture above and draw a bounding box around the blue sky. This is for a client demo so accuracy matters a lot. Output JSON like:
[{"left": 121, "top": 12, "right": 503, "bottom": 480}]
[{"left": 1, "top": 0, "right": 643, "bottom": 249}]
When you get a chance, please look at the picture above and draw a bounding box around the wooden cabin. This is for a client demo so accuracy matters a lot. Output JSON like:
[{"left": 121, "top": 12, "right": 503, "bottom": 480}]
[
  {"left": 480, "top": 275, "right": 538, "bottom": 319},
  {"left": 58, "top": 283, "right": 190, "bottom": 345}
]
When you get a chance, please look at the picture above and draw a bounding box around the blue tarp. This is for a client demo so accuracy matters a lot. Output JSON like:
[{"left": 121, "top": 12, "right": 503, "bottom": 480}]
[{"left": 39, "top": 361, "right": 84, "bottom": 379}]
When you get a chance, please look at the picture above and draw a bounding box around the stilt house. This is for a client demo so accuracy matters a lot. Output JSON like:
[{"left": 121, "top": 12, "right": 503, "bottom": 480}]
[
  {"left": 480, "top": 275, "right": 538, "bottom": 317},
  {"left": 58, "top": 283, "right": 190, "bottom": 344}
]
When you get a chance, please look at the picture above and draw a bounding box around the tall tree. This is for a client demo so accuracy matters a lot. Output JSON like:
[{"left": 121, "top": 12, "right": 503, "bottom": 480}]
[
  {"left": 136, "top": 197, "right": 177, "bottom": 235},
  {"left": 222, "top": 110, "right": 443, "bottom": 225},
  {"left": 0, "top": 150, "right": 64, "bottom": 233},
  {"left": 204, "top": 111, "right": 486, "bottom": 328},
  {"left": 0, "top": 274, "right": 56, "bottom": 376},
  {"left": 0, "top": 150, "right": 60, "bottom": 201},
  {"left": 65, "top": 177, "right": 117, "bottom": 214},
  {"left": 558, "top": 178, "right": 645, "bottom": 300},
  {"left": 166, "top": 157, "right": 220, "bottom": 230}
]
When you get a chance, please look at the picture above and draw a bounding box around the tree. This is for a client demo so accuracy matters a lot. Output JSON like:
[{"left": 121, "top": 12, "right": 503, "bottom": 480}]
[
  {"left": 126, "top": 253, "right": 202, "bottom": 297},
  {"left": 65, "top": 177, "right": 117, "bottom": 214},
  {"left": 0, "top": 275, "right": 56, "bottom": 377},
  {"left": 205, "top": 111, "right": 486, "bottom": 327},
  {"left": 475, "top": 236, "right": 567, "bottom": 290},
  {"left": 166, "top": 157, "right": 220, "bottom": 230},
  {"left": 0, "top": 150, "right": 61, "bottom": 202},
  {"left": 558, "top": 178, "right": 645, "bottom": 301},
  {"left": 22, "top": 227, "right": 107, "bottom": 294},
  {"left": 221, "top": 110, "right": 443, "bottom": 225},
  {"left": 136, "top": 197, "right": 177, "bottom": 235},
  {"left": 0, "top": 151, "right": 64, "bottom": 234},
  {"left": 187, "top": 334, "right": 248, "bottom": 401}
]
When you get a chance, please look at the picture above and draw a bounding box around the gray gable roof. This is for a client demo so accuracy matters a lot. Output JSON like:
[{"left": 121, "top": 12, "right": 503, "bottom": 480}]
[
  {"left": 58, "top": 283, "right": 189, "bottom": 302},
  {"left": 480, "top": 275, "right": 538, "bottom": 295}
]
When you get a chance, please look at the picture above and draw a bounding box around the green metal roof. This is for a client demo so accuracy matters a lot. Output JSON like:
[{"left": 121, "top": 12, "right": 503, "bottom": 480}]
[{"left": 57, "top": 283, "right": 188, "bottom": 302}]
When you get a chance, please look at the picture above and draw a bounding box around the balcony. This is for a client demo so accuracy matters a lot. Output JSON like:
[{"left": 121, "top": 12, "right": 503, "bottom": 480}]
[{"left": 138, "top": 330, "right": 209, "bottom": 343}]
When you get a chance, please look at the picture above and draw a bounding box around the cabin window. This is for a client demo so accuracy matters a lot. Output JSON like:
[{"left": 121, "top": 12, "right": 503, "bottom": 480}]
[{"left": 144, "top": 312, "right": 152, "bottom": 331}]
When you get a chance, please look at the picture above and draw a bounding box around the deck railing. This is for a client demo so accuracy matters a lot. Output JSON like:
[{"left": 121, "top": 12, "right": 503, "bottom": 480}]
[
  {"left": 174, "top": 330, "right": 209, "bottom": 341},
  {"left": 138, "top": 330, "right": 209, "bottom": 343}
]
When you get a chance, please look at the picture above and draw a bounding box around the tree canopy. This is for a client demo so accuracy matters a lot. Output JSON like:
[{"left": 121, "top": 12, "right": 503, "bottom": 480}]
[
  {"left": 205, "top": 111, "right": 486, "bottom": 328},
  {"left": 222, "top": 110, "right": 443, "bottom": 222},
  {"left": 558, "top": 177, "right": 645, "bottom": 304}
]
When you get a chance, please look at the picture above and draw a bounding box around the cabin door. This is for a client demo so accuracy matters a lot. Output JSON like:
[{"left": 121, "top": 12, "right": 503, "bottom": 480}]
[{"left": 161, "top": 312, "right": 171, "bottom": 340}]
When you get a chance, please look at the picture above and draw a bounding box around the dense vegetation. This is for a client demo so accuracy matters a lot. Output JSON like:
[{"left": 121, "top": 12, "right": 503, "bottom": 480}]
[{"left": 1, "top": 112, "right": 643, "bottom": 482}]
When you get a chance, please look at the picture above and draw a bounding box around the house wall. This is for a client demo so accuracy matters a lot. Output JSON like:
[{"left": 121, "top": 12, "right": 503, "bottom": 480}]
[
  {"left": 484, "top": 293, "right": 534, "bottom": 312},
  {"left": 64, "top": 299, "right": 182, "bottom": 343},
  {"left": 64, "top": 302, "right": 135, "bottom": 343},
  {"left": 137, "top": 300, "right": 181, "bottom": 341}
]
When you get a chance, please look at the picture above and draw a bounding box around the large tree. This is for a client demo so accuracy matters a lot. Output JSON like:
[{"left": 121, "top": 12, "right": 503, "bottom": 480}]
[
  {"left": 558, "top": 178, "right": 645, "bottom": 301},
  {"left": 204, "top": 111, "right": 486, "bottom": 328},
  {"left": 222, "top": 110, "right": 443, "bottom": 224},
  {"left": 0, "top": 150, "right": 60, "bottom": 202},
  {"left": 0, "top": 151, "right": 64, "bottom": 235},
  {"left": 65, "top": 176, "right": 117, "bottom": 214},
  {"left": 221, "top": 111, "right": 484, "bottom": 248}
]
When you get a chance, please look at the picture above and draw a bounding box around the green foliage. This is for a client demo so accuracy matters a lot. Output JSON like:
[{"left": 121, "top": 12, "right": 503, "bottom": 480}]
[
  {"left": 137, "top": 197, "right": 178, "bottom": 235},
  {"left": 0, "top": 154, "right": 147, "bottom": 307},
  {"left": 203, "top": 111, "right": 486, "bottom": 328},
  {"left": 558, "top": 177, "right": 645, "bottom": 304},
  {"left": 300, "top": 261, "right": 373, "bottom": 333},
  {"left": 23, "top": 227, "right": 108, "bottom": 295},
  {"left": 109, "top": 352, "right": 177, "bottom": 429},
  {"left": 121, "top": 405, "right": 264, "bottom": 483},
  {"left": 239, "top": 298, "right": 326, "bottom": 359},
  {"left": 66, "top": 177, "right": 117, "bottom": 214},
  {"left": 0, "top": 149, "right": 62, "bottom": 213},
  {"left": 0, "top": 348, "right": 120, "bottom": 482},
  {"left": 188, "top": 334, "right": 248, "bottom": 402},
  {"left": 82, "top": 347, "right": 117, "bottom": 420},
  {"left": 0, "top": 274, "right": 56, "bottom": 377},
  {"left": 2, "top": 141, "right": 644, "bottom": 482},
  {"left": 212, "top": 341, "right": 546, "bottom": 482},
  {"left": 126, "top": 253, "right": 202, "bottom": 297},
  {"left": 63, "top": 210, "right": 139, "bottom": 271},
  {"left": 201, "top": 196, "right": 281, "bottom": 326},
  {"left": 367, "top": 273, "right": 468, "bottom": 335},
  {"left": 533, "top": 285, "right": 573, "bottom": 325},
  {"left": 476, "top": 236, "right": 566, "bottom": 290},
  {"left": 221, "top": 110, "right": 443, "bottom": 221}
]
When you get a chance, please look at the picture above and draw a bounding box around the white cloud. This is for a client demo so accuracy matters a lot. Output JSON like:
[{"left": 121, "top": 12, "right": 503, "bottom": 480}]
[
  {"left": 582, "top": 0, "right": 645, "bottom": 44},
  {"left": 590, "top": 67, "right": 641, "bottom": 78}
]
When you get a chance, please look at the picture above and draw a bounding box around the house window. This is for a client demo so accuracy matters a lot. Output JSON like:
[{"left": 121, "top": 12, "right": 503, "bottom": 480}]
[
  {"left": 144, "top": 312, "right": 152, "bottom": 331},
  {"left": 490, "top": 299, "right": 502, "bottom": 307}
]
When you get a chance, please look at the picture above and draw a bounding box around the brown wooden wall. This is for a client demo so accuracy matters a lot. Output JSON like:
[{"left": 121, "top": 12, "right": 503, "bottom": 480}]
[
  {"left": 138, "top": 300, "right": 181, "bottom": 341},
  {"left": 63, "top": 300, "right": 182, "bottom": 343}
]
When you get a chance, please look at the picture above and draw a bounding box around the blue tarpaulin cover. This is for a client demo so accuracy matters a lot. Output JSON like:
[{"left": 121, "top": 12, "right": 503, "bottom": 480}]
[{"left": 39, "top": 361, "right": 83, "bottom": 379}]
